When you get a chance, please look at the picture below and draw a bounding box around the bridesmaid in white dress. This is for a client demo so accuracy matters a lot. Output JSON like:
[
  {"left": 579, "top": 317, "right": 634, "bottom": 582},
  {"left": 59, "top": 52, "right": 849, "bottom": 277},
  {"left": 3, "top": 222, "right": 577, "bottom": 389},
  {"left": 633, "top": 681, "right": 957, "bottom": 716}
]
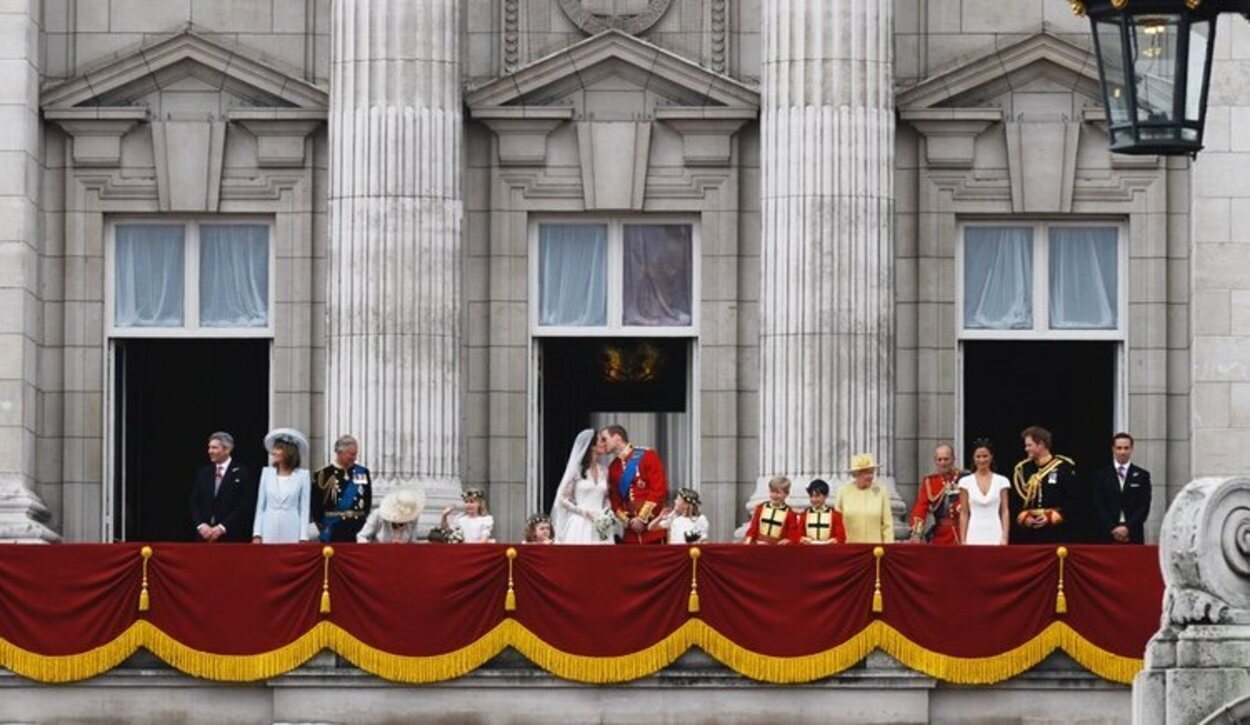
[
  {"left": 958, "top": 440, "right": 1011, "bottom": 545},
  {"left": 252, "top": 428, "right": 312, "bottom": 544},
  {"left": 441, "top": 489, "right": 496, "bottom": 543},
  {"left": 552, "top": 428, "right": 613, "bottom": 544}
]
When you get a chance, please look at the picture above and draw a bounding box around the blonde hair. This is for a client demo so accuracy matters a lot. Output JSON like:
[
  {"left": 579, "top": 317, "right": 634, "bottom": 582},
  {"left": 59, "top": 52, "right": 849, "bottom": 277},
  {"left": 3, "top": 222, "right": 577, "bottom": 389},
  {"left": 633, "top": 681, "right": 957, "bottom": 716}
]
[{"left": 767, "top": 475, "right": 791, "bottom": 493}]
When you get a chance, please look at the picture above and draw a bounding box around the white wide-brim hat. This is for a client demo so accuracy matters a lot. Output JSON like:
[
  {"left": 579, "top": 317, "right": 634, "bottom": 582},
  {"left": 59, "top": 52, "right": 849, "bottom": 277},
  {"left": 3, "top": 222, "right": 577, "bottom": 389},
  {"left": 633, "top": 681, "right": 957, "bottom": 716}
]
[
  {"left": 263, "top": 427, "right": 310, "bottom": 462},
  {"left": 379, "top": 486, "right": 426, "bottom": 524}
]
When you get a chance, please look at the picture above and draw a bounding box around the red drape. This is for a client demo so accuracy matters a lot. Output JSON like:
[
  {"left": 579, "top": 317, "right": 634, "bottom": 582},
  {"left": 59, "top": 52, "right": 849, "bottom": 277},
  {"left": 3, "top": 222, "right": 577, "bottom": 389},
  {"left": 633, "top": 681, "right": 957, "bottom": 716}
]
[{"left": 0, "top": 543, "right": 1163, "bottom": 684}]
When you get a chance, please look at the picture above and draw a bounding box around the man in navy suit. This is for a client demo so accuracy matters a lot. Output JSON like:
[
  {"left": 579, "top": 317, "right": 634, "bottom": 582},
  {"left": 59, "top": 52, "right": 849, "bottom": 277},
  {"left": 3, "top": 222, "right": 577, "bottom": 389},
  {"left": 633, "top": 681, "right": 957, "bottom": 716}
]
[
  {"left": 1092, "top": 432, "right": 1152, "bottom": 544},
  {"left": 189, "top": 431, "right": 257, "bottom": 542}
]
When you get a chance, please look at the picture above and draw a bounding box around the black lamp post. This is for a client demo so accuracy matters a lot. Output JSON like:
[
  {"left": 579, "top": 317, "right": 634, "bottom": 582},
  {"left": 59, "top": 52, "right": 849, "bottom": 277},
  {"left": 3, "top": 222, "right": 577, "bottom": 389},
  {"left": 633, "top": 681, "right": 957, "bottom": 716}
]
[{"left": 1073, "top": 0, "right": 1233, "bottom": 156}]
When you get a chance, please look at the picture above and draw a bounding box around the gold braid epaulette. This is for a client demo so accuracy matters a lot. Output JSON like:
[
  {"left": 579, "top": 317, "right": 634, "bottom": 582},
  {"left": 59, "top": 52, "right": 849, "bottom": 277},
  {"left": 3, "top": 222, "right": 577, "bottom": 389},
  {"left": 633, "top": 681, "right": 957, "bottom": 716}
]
[{"left": 1012, "top": 457, "right": 1071, "bottom": 508}]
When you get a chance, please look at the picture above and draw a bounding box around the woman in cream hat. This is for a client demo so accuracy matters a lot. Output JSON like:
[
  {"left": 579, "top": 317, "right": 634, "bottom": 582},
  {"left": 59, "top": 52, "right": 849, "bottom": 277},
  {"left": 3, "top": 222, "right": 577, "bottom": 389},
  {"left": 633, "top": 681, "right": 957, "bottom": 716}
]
[
  {"left": 357, "top": 486, "right": 425, "bottom": 544},
  {"left": 833, "top": 453, "right": 895, "bottom": 544}
]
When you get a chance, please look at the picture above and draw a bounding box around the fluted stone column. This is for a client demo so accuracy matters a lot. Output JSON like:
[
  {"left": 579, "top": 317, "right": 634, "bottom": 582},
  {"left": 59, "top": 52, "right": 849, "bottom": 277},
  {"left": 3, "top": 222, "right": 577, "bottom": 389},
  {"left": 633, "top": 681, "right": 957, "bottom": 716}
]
[
  {"left": 750, "top": 0, "right": 902, "bottom": 527},
  {"left": 326, "top": 0, "right": 463, "bottom": 527},
  {"left": 0, "top": 2, "right": 56, "bottom": 542}
]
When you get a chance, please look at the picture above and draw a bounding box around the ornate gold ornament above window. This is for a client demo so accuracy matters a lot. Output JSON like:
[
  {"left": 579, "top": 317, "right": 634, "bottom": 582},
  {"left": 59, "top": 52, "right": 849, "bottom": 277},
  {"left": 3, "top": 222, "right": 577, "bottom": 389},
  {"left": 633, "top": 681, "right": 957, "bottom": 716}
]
[{"left": 600, "top": 343, "right": 665, "bottom": 384}]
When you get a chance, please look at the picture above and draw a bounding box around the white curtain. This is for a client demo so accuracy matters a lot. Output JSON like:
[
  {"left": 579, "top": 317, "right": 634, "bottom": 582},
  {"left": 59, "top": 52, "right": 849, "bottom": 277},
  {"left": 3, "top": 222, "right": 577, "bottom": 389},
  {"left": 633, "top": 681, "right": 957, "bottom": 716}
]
[
  {"left": 963, "top": 227, "right": 1033, "bottom": 330},
  {"left": 115, "top": 224, "right": 185, "bottom": 327},
  {"left": 200, "top": 224, "right": 269, "bottom": 327},
  {"left": 623, "top": 224, "right": 692, "bottom": 327},
  {"left": 539, "top": 224, "right": 607, "bottom": 326},
  {"left": 1049, "top": 226, "right": 1117, "bottom": 329}
]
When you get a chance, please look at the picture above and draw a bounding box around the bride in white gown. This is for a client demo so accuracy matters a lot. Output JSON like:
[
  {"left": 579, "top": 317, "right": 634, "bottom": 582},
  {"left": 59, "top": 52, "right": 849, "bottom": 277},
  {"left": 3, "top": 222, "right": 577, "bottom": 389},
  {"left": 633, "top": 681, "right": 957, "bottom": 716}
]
[{"left": 552, "top": 428, "right": 612, "bottom": 544}]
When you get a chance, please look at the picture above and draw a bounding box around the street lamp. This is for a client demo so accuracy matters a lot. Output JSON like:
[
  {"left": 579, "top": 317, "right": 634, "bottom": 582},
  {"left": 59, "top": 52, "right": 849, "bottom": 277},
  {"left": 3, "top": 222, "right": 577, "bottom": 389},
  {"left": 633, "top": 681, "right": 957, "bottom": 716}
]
[{"left": 1072, "top": 0, "right": 1226, "bottom": 156}]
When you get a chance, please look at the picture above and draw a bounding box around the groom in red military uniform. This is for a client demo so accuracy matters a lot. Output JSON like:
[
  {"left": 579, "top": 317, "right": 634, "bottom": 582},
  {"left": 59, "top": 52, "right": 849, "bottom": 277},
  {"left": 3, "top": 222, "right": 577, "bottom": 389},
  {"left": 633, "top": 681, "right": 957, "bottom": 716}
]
[{"left": 601, "top": 424, "right": 668, "bottom": 544}]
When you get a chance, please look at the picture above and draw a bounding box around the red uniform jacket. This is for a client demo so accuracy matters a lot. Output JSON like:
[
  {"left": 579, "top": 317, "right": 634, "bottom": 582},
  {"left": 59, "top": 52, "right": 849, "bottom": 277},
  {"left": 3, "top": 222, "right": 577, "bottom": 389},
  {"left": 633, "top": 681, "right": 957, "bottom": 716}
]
[
  {"left": 745, "top": 502, "right": 800, "bottom": 544},
  {"left": 910, "top": 471, "right": 963, "bottom": 545},
  {"left": 798, "top": 506, "right": 846, "bottom": 544},
  {"left": 608, "top": 447, "right": 668, "bottom": 545}
]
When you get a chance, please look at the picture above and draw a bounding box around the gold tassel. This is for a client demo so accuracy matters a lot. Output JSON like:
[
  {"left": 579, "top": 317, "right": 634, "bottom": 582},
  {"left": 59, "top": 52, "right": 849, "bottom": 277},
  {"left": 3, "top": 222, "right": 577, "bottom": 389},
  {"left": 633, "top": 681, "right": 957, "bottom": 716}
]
[
  {"left": 1055, "top": 546, "right": 1068, "bottom": 615},
  {"left": 687, "top": 547, "right": 701, "bottom": 613},
  {"left": 138, "top": 546, "right": 153, "bottom": 612},
  {"left": 505, "top": 548, "right": 518, "bottom": 612},
  {"left": 871, "top": 546, "right": 885, "bottom": 614},
  {"left": 320, "top": 546, "right": 334, "bottom": 615}
]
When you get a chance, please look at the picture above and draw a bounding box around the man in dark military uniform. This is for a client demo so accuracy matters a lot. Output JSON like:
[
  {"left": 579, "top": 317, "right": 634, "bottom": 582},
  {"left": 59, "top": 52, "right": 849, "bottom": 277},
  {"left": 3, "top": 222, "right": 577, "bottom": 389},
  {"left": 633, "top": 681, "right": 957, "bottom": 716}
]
[
  {"left": 312, "top": 435, "right": 372, "bottom": 543},
  {"left": 1010, "top": 426, "right": 1077, "bottom": 545}
]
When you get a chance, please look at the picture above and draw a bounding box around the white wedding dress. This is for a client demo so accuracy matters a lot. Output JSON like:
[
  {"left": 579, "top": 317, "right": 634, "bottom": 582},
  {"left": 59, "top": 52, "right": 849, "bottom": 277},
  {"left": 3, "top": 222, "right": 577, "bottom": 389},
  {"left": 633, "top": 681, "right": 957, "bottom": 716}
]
[{"left": 556, "top": 467, "right": 611, "bottom": 544}]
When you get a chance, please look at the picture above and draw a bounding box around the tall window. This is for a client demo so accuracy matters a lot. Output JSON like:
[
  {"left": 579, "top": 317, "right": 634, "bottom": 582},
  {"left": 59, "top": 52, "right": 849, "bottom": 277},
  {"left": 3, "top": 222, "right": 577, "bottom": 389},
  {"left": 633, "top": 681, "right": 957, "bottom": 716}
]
[
  {"left": 109, "top": 220, "right": 272, "bottom": 335},
  {"left": 960, "top": 223, "right": 1123, "bottom": 338},
  {"left": 533, "top": 220, "right": 696, "bottom": 334}
]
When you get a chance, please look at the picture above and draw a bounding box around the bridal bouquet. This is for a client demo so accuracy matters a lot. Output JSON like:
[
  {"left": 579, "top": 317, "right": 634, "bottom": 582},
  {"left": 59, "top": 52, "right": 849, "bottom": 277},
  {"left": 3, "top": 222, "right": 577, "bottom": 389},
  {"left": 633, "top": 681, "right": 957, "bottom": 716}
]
[
  {"left": 445, "top": 526, "right": 465, "bottom": 544},
  {"left": 594, "top": 511, "right": 616, "bottom": 541}
]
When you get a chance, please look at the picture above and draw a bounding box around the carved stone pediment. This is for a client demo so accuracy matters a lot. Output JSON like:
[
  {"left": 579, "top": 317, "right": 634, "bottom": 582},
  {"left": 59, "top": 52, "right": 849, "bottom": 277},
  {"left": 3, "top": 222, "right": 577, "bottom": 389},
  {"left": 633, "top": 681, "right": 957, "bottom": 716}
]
[
  {"left": 467, "top": 29, "right": 758, "bottom": 111},
  {"left": 468, "top": 30, "right": 757, "bottom": 208},
  {"left": 898, "top": 32, "right": 1157, "bottom": 213},
  {"left": 41, "top": 31, "right": 327, "bottom": 209}
]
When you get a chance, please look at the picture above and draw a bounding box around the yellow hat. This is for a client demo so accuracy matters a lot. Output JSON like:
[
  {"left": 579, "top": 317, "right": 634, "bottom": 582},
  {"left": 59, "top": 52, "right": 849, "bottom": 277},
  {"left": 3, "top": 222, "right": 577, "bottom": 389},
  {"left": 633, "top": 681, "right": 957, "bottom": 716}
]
[{"left": 849, "top": 453, "right": 878, "bottom": 472}]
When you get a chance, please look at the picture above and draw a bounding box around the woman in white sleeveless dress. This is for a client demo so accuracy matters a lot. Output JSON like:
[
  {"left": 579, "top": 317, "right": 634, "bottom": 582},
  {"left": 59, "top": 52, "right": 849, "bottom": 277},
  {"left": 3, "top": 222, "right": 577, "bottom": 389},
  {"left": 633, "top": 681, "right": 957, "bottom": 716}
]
[
  {"left": 958, "top": 440, "right": 1011, "bottom": 545},
  {"left": 552, "top": 428, "right": 613, "bottom": 544}
]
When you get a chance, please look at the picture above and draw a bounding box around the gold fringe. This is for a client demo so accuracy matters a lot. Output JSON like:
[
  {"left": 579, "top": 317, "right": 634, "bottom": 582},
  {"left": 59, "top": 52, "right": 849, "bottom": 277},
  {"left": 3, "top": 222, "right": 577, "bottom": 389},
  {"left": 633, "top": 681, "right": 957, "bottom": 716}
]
[
  {"left": 330, "top": 622, "right": 509, "bottom": 684},
  {"left": 687, "top": 547, "right": 701, "bottom": 614},
  {"left": 1055, "top": 546, "right": 1068, "bottom": 615},
  {"left": 871, "top": 546, "right": 885, "bottom": 613},
  {"left": 320, "top": 546, "right": 334, "bottom": 615},
  {"left": 0, "top": 616, "right": 1144, "bottom": 686},
  {"left": 509, "top": 619, "right": 695, "bottom": 684},
  {"left": 505, "top": 547, "right": 518, "bottom": 612},
  {"left": 138, "top": 546, "right": 153, "bottom": 612}
]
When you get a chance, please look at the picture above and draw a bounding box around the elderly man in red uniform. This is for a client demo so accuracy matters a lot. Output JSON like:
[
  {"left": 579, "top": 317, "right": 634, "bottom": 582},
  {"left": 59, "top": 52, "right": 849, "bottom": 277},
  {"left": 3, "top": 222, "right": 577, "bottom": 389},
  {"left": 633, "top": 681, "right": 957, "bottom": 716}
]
[
  {"left": 909, "top": 443, "right": 964, "bottom": 545},
  {"left": 600, "top": 424, "right": 668, "bottom": 545}
]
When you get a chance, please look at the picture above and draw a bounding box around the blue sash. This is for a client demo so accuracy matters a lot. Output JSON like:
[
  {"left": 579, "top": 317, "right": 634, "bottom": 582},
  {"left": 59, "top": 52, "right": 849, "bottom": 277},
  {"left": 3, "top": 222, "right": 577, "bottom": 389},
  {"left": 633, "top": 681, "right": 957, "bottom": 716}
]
[
  {"left": 319, "top": 466, "right": 365, "bottom": 543},
  {"left": 618, "top": 448, "right": 646, "bottom": 501}
]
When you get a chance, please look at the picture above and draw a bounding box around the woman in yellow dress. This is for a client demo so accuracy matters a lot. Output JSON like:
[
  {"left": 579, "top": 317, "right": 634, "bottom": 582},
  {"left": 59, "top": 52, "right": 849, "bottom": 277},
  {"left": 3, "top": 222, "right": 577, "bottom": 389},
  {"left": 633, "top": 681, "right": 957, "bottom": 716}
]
[{"left": 834, "top": 453, "right": 895, "bottom": 544}]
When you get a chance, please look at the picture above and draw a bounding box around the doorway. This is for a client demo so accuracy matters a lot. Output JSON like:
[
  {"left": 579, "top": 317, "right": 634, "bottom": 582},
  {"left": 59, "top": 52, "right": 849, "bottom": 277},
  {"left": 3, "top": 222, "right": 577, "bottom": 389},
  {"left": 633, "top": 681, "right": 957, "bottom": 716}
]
[
  {"left": 538, "top": 337, "right": 690, "bottom": 514},
  {"left": 112, "top": 339, "right": 269, "bottom": 541},
  {"left": 962, "top": 340, "right": 1117, "bottom": 542}
]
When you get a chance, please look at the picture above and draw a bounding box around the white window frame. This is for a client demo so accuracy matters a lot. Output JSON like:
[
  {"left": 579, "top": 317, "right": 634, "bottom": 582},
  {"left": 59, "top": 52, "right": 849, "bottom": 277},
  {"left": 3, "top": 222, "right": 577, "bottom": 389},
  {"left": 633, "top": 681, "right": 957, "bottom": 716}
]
[
  {"left": 956, "top": 219, "right": 1128, "bottom": 341},
  {"left": 954, "top": 218, "right": 1130, "bottom": 460},
  {"left": 529, "top": 216, "right": 701, "bottom": 337},
  {"left": 105, "top": 217, "right": 276, "bottom": 339}
]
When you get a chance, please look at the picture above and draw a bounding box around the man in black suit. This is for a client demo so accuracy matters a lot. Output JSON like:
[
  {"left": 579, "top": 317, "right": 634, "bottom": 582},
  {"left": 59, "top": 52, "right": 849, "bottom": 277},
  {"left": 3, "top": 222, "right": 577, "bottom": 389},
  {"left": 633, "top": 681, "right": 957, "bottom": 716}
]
[
  {"left": 190, "top": 431, "right": 257, "bottom": 543},
  {"left": 1092, "top": 432, "right": 1152, "bottom": 544}
]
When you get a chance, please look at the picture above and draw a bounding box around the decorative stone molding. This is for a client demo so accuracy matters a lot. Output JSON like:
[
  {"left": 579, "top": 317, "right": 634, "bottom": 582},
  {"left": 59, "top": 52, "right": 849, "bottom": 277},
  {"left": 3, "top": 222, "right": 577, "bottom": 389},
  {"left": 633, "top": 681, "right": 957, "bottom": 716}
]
[
  {"left": 704, "top": 0, "right": 730, "bottom": 74},
  {"left": 469, "top": 107, "right": 573, "bottom": 166},
  {"left": 1135, "top": 477, "right": 1250, "bottom": 725},
  {"left": 655, "top": 107, "right": 753, "bottom": 167},
  {"left": 557, "top": 0, "right": 673, "bottom": 36},
  {"left": 229, "top": 108, "right": 326, "bottom": 168},
  {"left": 900, "top": 108, "right": 1001, "bottom": 169},
  {"left": 44, "top": 107, "right": 147, "bottom": 168},
  {"left": 501, "top": 0, "right": 529, "bottom": 73}
]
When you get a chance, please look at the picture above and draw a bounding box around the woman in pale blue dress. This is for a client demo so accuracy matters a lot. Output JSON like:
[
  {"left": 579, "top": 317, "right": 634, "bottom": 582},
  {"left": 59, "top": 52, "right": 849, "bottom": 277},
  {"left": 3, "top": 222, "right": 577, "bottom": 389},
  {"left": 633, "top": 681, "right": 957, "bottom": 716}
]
[{"left": 252, "top": 428, "right": 312, "bottom": 544}]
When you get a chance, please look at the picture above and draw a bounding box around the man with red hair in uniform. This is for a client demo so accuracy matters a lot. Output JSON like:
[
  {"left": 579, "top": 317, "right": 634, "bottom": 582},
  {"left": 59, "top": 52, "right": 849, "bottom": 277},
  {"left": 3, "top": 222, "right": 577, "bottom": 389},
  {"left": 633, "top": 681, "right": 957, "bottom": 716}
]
[{"left": 601, "top": 425, "right": 668, "bottom": 545}]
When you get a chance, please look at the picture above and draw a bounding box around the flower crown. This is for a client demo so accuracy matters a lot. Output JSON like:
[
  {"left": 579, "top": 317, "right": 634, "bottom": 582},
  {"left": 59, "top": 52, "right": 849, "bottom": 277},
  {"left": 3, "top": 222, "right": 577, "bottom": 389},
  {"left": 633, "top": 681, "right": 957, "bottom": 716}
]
[
  {"left": 462, "top": 488, "right": 486, "bottom": 502},
  {"left": 676, "top": 487, "right": 701, "bottom": 507},
  {"left": 527, "top": 514, "right": 551, "bottom": 527}
]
